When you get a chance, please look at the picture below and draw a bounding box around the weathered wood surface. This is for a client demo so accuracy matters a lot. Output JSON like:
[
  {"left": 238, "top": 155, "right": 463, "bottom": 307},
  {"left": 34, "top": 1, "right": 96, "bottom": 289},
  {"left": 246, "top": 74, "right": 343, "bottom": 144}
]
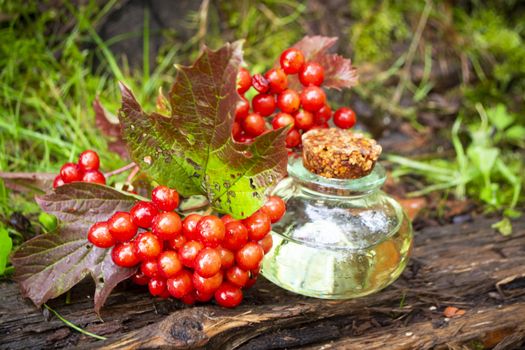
[{"left": 1, "top": 217, "right": 524, "bottom": 350}]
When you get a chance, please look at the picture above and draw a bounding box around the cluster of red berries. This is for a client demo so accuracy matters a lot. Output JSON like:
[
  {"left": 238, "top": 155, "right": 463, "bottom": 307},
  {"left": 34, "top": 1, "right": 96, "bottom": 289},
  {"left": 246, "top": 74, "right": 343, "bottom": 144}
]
[
  {"left": 87, "top": 185, "right": 286, "bottom": 308},
  {"left": 233, "top": 47, "right": 357, "bottom": 148},
  {"left": 53, "top": 150, "right": 106, "bottom": 188}
]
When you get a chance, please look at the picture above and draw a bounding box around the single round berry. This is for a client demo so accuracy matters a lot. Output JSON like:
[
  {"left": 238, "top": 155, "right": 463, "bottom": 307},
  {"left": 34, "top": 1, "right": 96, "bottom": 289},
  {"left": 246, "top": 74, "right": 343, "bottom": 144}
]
[
  {"left": 181, "top": 291, "right": 197, "bottom": 305},
  {"left": 226, "top": 266, "right": 249, "bottom": 287},
  {"left": 152, "top": 212, "right": 182, "bottom": 240},
  {"left": 242, "top": 210, "right": 271, "bottom": 241},
  {"left": 53, "top": 175, "right": 65, "bottom": 188},
  {"left": 251, "top": 73, "right": 270, "bottom": 93},
  {"left": 237, "top": 67, "right": 251, "bottom": 94},
  {"left": 148, "top": 277, "right": 166, "bottom": 296},
  {"left": 314, "top": 104, "right": 332, "bottom": 124},
  {"left": 82, "top": 170, "right": 106, "bottom": 185},
  {"left": 151, "top": 186, "right": 179, "bottom": 211},
  {"left": 294, "top": 109, "right": 314, "bottom": 131},
  {"left": 235, "top": 97, "right": 250, "bottom": 122},
  {"left": 265, "top": 68, "right": 288, "bottom": 93},
  {"left": 252, "top": 94, "right": 276, "bottom": 117},
  {"left": 194, "top": 247, "right": 222, "bottom": 278},
  {"left": 131, "top": 271, "right": 150, "bottom": 285},
  {"left": 223, "top": 221, "right": 249, "bottom": 251},
  {"left": 141, "top": 259, "right": 160, "bottom": 278},
  {"left": 87, "top": 221, "right": 115, "bottom": 248},
  {"left": 280, "top": 48, "right": 305, "bottom": 74},
  {"left": 197, "top": 215, "right": 226, "bottom": 247},
  {"left": 158, "top": 250, "right": 183, "bottom": 278},
  {"left": 182, "top": 213, "right": 202, "bottom": 241},
  {"left": 167, "top": 270, "right": 193, "bottom": 298},
  {"left": 112, "top": 242, "right": 140, "bottom": 267},
  {"left": 159, "top": 289, "right": 171, "bottom": 299},
  {"left": 245, "top": 270, "right": 259, "bottom": 289},
  {"left": 277, "top": 89, "right": 300, "bottom": 114},
  {"left": 235, "top": 242, "right": 264, "bottom": 270},
  {"left": 299, "top": 62, "right": 324, "bottom": 86},
  {"left": 60, "top": 163, "right": 82, "bottom": 183},
  {"left": 192, "top": 270, "right": 223, "bottom": 295},
  {"left": 262, "top": 196, "right": 286, "bottom": 223},
  {"left": 130, "top": 201, "right": 158, "bottom": 228},
  {"left": 178, "top": 240, "right": 204, "bottom": 268},
  {"left": 217, "top": 246, "right": 235, "bottom": 270},
  {"left": 333, "top": 107, "right": 357, "bottom": 129},
  {"left": 195, "top": 289, "right": 214, "bottom": 302},
  {"left": 272, "top": 112, "right": 295, "bottom": 130},
  {"left": 168, "top": 234, "right": 187, "bottom": 250},
  {"left": 300, "top": 86, "right": 326, "bottom": 112},
  {"left": 285, "top": 129, "right": 301, "bottom": 148},
  {"left": 259, "top": 234, "right": 273, "bottom": 254},
  {"left": 232, "top": 121, "right": 243, "bottom": 141},
  {"left": 108, "top": 212, "right": 138, "bottom": 242},
  {"left": 220, "top": 214, "right": 236, "bottom": 225},
  {"left": 133, "top": 232, "right": 162, "bottom": 260},
  {"left": 242, "top": 113, "right": 266, "bottom": 137},
  {"left": 215, "top": 282, "right": 243, "bottom": 308},
  {"left": 78, "top": 150, "right": 100, "bottom": 171}
]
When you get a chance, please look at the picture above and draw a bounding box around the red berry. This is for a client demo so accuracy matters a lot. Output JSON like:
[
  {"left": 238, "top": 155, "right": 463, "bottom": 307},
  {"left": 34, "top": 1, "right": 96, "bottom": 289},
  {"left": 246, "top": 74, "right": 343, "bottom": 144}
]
[
  {"left": 285, "top": 129, "right": 301, "bottom": 148},
  {"left": 223, "top": 221, "right": 249, "bottom": 251},
  {"left": 197, "top": 215, "right": 226, "bottom": 247},
  {"left": 251, "top": 73, "right": 270, "bottom": 93},
  {"left": 265, "top": 68, "right": 288, "bottom": 93},
  {"left": 195, "top": 289, "right": 214, "bottom": 302},
  {"left": 333, "top": 107, "right": 356, "bottom": 129},
  {"left": 314, "top": 104, "right": 332, "bottom": 124},
  {"left": 167, "top": 270, "right": 193, "bottom": 298},
  {"left": 53, "top": 175, "right": 65, "bottom": 188},
  {"left": 263, "top": 196, "right": 286, "bottom": 223},
  {"left": 194, "top": 247, "right": 222, "bottom": 278},
  {"left": 111, "top": 242, "right": 140, "bottom": 267},
  {"left": 192, "top": 270, "right": 223, "bottom": 295},
  {"left": 252, "top": 94, "right": 276, "bottom": 117},
  {"left": 134, "top": 232, "right": 162, "bottom": 260},
  {"left": 178, "top": 240, "right": 204, "bottom": 268},
  {"left": 158, "top": 250, "right": 183, "bottom": 278},
  {"left": 151, "top": 186, "right": 179, "bottom": 211},
  {"left": 214, "top": 282, "right": 243, "bottom": 308},
  {"left": 235, "top": 97, "right": 250, "bottom": 122},
  {"left": 277, "top": 89, "right": 300, "bottom": 114},
  {"left": 182, "top": 213, "right": 202, "bottom": 241},
  {"left": 237, "top": 67, "right": 251, "bottom": 94},
  {"left": 242, "top": 210, "right": 271, "bottom": 241},
  {"left": 272, "top": 112, "right": 295, "bottom": 130},
  {"left": 159, "top": 288, "right": 172, "bottom": 299},
  {"left": 181, "top": 291, "right": 197, "bottom": 305},
  {"left": 60, "top": 163, "right": 82, "bottom": 183},
  {"left": 226, "top": 266, "right": 249, "bottom": 287},
  {"left": 237, "top": 134, "right": 254, "bottom": 144},
  {"left": 232, "top": 121, "right": 243, "bottom": 141},
  {"left": 280, "top": 48, "right": 305, "bottom": 74},
  {"left": 131, "top": 271, "right": 149, "bottom": 285},
  {"left": 299, "top": 62, "right": 324, "bottom": 86},
  {"left": 152, "top": 212, "right": 182, "bottom": 240},
  {"left": 294, "top": 109, "right": 314, "bottom": 131},
  {"left": 220, "top": 214, "right": 236, "bottom": 225},
  {"left": 245, "top": 269, "right": 259, "bottom": 289},
  {"left": 148, "top": 277, "right": 166, "bottom": 296},
  {"left": 78, "top": 150, "right": 100, "bottom": 171},
  {"left": 130, "top": 201, "right": 158, "bottom": 228},
  {"left": 140, "top": 259, "right": 160, "bottom": 278},
  {"left": 87, "top": 221, "right": 115, "bottom": 248},
  {"left": 168, "top": 234, "right": 187, "bottom": 250},
  {"left": 300, "top": 86, "right": 326, "bottom": 112},
  {"left": 108, "top": 212, "right": 138, "bottom": 242},
  {"left": 242, "top": 113, "right": 266, "bottom": 137},
  {"left": 236, "top": 242, "right": 264, "bottom": 270},
  {"left": 82, "top": 170, "right": 106, "bottom": 185},
  {"left": 217, "top": 246, "right": 235, "bottom": 270},
  {"left": 259, "top": 234, "right": 273, "bottom": 254}
]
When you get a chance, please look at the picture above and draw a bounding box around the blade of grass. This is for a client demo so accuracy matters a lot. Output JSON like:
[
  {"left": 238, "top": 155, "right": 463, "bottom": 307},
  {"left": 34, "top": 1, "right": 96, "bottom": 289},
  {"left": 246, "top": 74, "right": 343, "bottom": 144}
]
[{"left": 43, "top": 304, "right": 106, "bottom": 341}]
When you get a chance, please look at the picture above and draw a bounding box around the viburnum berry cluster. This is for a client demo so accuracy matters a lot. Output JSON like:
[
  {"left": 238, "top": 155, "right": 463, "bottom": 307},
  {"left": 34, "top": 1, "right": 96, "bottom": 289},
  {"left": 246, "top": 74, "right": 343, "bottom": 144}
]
[
  {"left": 53, "top": 150, "right": 106, "bottom": 188},
  {"left": 87, "top": 185, "right": 286, "bottom": 308},
  {"left": 233, "top": 47, "right": 357, "bottom": 148}
]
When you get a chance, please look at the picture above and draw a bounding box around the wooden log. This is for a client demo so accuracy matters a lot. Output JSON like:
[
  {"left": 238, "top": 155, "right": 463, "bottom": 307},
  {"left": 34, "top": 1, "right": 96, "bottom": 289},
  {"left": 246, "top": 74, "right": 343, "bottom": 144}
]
[{"left": 0, "top": 217, "right": 524, "bottom": 349}]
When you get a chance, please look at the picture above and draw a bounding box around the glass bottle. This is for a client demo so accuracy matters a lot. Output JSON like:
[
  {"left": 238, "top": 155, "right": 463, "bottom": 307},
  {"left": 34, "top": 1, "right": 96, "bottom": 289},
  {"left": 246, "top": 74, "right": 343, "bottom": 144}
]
[{"left": 261, "top": 155, "right": 413, "bottom": 299}]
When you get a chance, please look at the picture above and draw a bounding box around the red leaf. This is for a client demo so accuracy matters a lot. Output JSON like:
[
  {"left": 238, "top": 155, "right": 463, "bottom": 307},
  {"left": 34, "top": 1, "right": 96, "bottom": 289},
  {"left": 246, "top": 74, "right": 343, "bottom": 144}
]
[{"left": 93, "top": 97, "right": 128, "bottom": 158}]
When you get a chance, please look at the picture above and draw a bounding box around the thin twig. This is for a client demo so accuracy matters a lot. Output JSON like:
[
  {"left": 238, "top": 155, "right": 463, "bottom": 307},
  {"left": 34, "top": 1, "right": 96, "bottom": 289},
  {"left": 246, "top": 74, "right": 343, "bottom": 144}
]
[
  {"left": 104, "top": 162, "right": 137, "bottom": 178},
  {"left": 126, "top": 166, "right": 140, "bottom": 184},
  {"left": 43, "top": 304, "right": 106, "bottom": 341}
]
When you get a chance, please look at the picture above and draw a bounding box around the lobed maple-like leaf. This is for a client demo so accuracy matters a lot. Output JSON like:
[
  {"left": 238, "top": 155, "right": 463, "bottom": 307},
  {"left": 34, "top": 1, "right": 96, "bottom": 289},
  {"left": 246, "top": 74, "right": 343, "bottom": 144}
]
[
  {"left": 118, "top": 42, "right": 289, "bottom": 218},
  {"left": 11, "top": 183, "right": 138, "bottom": 313}
]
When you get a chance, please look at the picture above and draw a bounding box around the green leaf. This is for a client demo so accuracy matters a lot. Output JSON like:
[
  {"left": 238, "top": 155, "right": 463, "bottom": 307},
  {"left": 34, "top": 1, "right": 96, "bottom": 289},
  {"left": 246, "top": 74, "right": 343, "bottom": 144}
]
[
  {"left": 467, "top": 145, "right": 499, "bottom": 181},
  {"left": 486, "top": 104, "right": 514, "bottom": 131},
  {"left": 11, "top": 183, "right": 137, "bottom": 313},
  {"left": 491, "top": 217, "right": 512, "bottom": 236},
  {"left": 0, "top": 227, "right": 13, "bottom": 275},
  {"left": 505, "top": 125, "right": 525, "bottom": 143},
  {"left": 118, "top": 42, "right": 288, "bottom": 218}
]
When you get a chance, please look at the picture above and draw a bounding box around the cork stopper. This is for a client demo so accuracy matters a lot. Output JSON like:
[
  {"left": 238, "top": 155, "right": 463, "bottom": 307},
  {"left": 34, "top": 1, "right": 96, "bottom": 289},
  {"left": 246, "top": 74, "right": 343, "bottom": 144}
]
[{"left": 302, "top": 128, "right": 382, "bottom": 179}]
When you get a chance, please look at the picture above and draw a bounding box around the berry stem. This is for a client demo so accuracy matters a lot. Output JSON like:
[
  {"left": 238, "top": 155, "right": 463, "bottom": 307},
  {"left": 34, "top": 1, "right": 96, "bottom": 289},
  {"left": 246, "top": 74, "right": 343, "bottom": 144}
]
[
  {"left": 104, "top": 162, "right": 137, "bottom": 178},
  {"left": 126, "top": 165, "right": 140, "bottom": 184}
]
